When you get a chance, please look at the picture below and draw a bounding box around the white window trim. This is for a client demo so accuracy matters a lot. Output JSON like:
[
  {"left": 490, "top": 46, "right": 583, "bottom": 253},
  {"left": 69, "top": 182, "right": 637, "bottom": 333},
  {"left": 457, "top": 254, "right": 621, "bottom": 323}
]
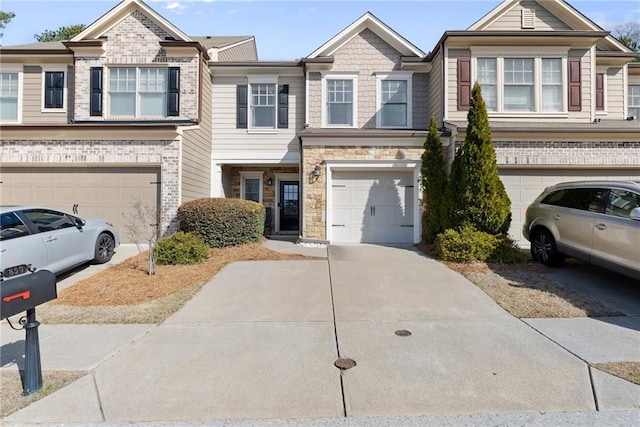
[
  {"left": 106, "top": 66, "right": 168, "bottom": 119},
  {"left": 239, "top": 171, "right": 264, "bottom": 203},
  {"left": 471, "top": 47, "right": 569, "bottom": 117},
  {"left": 375, "top": 71, "right": 413, "bottom": 129},
  {"left": 41, "top": 66, "right": 68, "bottom": 113},
  {"left": 0, "top": 66, "right": 23, "bottom": 124},
  {"left": 628, "top": 84, "right": 640, "bottom": 121},
  {"left": 247, "top": 75, "right": 278, "bottom": 133},
  {"left": 321, "top": 72, "right": 358, "bottom": 128},
  {"left": 595, "top": 68, "right": 608, "bottom": 116}
]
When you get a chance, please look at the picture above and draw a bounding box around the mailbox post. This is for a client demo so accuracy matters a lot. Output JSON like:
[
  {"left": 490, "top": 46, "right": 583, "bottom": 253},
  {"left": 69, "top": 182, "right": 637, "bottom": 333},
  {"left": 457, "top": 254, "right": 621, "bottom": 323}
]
[{"left": 1, "top": 270, "right": 57, "bottom": 396}]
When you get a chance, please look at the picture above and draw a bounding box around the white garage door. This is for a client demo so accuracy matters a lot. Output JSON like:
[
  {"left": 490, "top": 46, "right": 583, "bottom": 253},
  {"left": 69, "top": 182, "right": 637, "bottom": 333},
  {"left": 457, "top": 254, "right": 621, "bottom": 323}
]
[
  {"left": 0, "top": 166, "right": 161, "bottom": 243},
  {"left": 331, "top": 170, "right": 414, "bottom": 244},
  {"left": 500, "top": 168, "right": 640, "bottom": 245}
]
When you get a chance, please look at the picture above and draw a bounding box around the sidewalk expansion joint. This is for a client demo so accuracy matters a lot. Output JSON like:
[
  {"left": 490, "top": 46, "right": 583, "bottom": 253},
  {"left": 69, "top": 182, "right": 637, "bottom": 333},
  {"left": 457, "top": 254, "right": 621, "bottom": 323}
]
[{"left": 327, "top": 255, "right": 348, "bottom": 418}]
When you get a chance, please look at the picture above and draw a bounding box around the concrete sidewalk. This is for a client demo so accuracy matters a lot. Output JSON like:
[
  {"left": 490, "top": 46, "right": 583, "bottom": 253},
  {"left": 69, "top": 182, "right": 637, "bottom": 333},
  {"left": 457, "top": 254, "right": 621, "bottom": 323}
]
[{"left": 2, "top": 243, "right": 639, "bottom": 424}]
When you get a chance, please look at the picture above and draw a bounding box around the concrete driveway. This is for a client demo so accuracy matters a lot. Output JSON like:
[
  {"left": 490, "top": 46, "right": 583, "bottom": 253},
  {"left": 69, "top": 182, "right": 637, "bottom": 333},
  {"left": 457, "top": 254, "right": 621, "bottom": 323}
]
[{"left": 3, "top": 244, "right": 639, "bottom": 424}]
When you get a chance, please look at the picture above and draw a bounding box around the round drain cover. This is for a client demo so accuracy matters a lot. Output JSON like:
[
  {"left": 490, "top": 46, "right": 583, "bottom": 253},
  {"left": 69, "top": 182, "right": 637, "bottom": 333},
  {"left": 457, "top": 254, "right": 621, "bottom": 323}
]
[
  {"left": 395, "top": 329, "right": 412, "bottom": 337},
  {"left": 334, "top": 357, "right": 357, "bottom": 370}
]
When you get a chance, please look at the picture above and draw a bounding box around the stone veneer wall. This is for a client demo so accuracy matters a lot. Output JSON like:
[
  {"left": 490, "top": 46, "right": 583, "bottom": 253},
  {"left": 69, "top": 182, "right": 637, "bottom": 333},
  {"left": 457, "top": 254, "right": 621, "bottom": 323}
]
[
  {"left": 74, "top": 10, "right": 199, "bottom": 121},
  {"left": 301, "top": 146, "right": 424, "bottom": 240},
  {"left": 0, "top": 138, "right": 180, "bottom": 236},
  {"left": 228, "top": 166, "right": 299, "bottom": 231}
]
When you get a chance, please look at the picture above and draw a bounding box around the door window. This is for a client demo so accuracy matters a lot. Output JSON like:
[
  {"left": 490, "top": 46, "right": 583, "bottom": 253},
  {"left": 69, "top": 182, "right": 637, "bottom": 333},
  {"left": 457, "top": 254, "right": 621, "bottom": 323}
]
[{"left": 22, "top": 209, "right": 76, "bottom": 233}]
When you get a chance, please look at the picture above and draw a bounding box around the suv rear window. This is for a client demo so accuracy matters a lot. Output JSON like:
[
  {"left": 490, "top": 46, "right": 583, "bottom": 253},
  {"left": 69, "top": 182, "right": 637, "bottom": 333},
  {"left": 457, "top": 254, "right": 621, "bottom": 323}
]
[{"left": 541, "top": 188, "right": 606, "bottom": 212}]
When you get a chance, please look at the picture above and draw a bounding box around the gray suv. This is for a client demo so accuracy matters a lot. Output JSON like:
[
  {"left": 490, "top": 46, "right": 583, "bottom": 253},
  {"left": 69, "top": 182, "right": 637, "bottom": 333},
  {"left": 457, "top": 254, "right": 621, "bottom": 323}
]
[{"left": 523, "top": 180, "right": 640, "bottom": 280}]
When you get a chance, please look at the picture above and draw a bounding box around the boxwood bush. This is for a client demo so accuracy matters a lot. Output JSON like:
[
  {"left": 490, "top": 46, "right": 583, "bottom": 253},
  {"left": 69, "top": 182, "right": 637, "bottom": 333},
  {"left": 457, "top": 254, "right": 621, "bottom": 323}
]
[
  {"left": 434, "top": 226, "right": 525, "bottom": 263},
  {"left": 177, "top": 198, "right": 265, "bottom": 248},
  {"left": 153, "top": 231, "right": 209, "bottom": 265}
]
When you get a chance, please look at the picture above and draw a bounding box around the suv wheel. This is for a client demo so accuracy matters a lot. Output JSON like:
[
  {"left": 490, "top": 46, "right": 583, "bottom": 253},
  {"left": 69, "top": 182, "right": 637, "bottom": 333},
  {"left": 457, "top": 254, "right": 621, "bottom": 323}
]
[
  {"left": 94, "top": 233, "right": 115, "bottom": 264},
  {"left": 530, "top": 228, "right": 564, "bottom": 267}
]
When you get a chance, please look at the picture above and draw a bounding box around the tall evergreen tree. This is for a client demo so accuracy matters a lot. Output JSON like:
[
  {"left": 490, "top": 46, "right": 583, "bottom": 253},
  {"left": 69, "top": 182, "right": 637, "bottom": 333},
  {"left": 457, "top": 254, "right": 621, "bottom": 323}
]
[
  {"left": 420, "top": 115, "right": 448, "bottom": 243},
  {"left": 446, "top": 82, "right": 511, "bottom": 235}
]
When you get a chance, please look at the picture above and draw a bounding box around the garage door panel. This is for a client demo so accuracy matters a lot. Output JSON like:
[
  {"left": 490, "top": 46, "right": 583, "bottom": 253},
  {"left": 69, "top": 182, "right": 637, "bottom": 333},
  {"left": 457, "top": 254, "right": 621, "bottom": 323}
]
[
  {"left": 0, "top": 167, "right": 160, "bottom": 243},
  {"left": 500, "top": 168, "right": 640, "bottom": 245},
  {"left": 331, "top": 170, "right": 415, "bottom": 244}
]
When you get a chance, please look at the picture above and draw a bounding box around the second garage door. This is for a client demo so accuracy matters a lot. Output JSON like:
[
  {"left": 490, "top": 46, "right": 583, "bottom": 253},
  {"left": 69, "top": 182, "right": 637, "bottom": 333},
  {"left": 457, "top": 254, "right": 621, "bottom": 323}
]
[
  {"left": 500, "top": 167, "right": 640, "bottom": 245},
  {"left": 0, "top": 166, "right": 161, "bottom": 243},
  {"left": 331, "top": 170, "right": 414, "bottom": 244}
]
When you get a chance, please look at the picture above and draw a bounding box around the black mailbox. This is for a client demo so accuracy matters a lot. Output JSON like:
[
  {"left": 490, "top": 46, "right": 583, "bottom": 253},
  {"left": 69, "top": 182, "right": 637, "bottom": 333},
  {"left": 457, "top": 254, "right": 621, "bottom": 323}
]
[{"left": 1, "top": 270, "right": 57, "bottom": 320}]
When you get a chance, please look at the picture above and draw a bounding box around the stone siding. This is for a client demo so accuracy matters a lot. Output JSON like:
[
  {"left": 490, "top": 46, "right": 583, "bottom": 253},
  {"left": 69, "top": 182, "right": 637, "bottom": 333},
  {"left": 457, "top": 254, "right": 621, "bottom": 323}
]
[{"left": 302, "top": 146, "right": 423, "bottom": 240}]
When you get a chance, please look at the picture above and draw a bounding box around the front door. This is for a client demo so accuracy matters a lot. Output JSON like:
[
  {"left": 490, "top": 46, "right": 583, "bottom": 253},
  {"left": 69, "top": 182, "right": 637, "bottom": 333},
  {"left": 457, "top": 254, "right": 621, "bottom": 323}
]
[{"left": 279, "top": 181, "right": 299, "bottom": 232}]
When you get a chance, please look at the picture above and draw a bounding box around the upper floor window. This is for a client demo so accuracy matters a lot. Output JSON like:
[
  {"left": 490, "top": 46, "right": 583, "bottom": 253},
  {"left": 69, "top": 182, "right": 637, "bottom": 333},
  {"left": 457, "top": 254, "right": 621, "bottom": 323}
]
[
  {"left": 376, "top": 72, "right": 412, "bottom": 128},
  {"left": 250, "top": 81, "right": 276, "bottom": 129},
  {"left": 0, "top": 71, "right": 20, "bottom": 122},
  {"left": 236, "top": 76, "right": 288, "bottom": 131},
  {"left": 322, "top": 73, "right": 357, "bottom": 128},
  {"left": 475, "top": 55, "right": 566, "bottom": 114},
  {"left": 629, "top": 85, "right": 640, "bottom": 120},
  {"left": 109, "top": 67, "right": 167, "bottom": 118},
  {"left": 43, "top": 70, "right": 65, "bottom": 110}
]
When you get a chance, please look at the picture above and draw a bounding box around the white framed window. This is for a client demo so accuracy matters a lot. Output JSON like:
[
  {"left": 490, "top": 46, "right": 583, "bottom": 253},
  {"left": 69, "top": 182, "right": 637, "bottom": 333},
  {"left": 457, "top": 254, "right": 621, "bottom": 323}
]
[
  {"left": 376, "top": 72, "right": 412, "bottom": 128},
  {"left": 473, "top": 50, "right": 568, "bottom": 115},
  {"left": 239, "top": 171, "right": 264, "bottom": 203},
  {"left": 0, "top": 67, "right": 22, "bottom": 123},
  {"left": 108, "top": 67, "right": 167, "bottom": 118},
  {"left": 322, "top": 73, "right": 358, "bottom": 128},
  {"left": 629, "top": 85, "right": 640, "bottom": 121},
  {"left": 42, "top": 67, "right": 67, "bottom": 112},
  {"left": 248, "top": 76, "right": 277, "bottom": 130}
]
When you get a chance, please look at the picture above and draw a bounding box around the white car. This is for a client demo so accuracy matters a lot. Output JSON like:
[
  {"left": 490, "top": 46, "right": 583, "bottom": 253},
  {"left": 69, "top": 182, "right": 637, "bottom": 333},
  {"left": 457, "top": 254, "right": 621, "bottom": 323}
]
[{"left": 0, "top": 206, "right": 120, "bottom": 279}]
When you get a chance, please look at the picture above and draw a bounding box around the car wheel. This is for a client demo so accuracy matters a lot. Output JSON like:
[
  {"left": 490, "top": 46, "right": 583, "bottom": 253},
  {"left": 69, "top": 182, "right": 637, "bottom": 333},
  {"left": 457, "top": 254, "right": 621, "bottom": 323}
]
[
  {"left": 94, "top": 233, "right": 115, "bottom": 264},
  {"left": 530, "top": 228, "right": 564, "bottom": 267}
]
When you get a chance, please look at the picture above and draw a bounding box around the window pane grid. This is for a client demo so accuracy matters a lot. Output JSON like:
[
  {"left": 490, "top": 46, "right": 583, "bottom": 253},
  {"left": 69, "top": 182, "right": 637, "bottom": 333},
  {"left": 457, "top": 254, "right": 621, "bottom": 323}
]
[
  {"left": 477, "top": 58, "right": 497, "bottom": 111},
  {"left": 0, "top": 72, "right": 19, "bottom": 121},
  {"left": 250, "top": 83, "right": 276, "bottom": 128},
  {"left": 327, "top": 79, "right": 353, "bottom": 126},
  {"left": 381, "top": 80, "right": 407, "bottom": 127}
]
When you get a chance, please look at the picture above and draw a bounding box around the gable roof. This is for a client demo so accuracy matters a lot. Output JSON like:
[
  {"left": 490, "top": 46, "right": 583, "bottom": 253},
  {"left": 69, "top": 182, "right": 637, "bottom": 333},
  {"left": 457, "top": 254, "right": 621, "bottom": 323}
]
[
  {"left": 70, "top": 0, "right": 191, "bottom": 42},
  {"left": 467, "top": 0, "right": 631, "bottom": 52},
  {"left": 307, "top": 12, "right": 425, "bottom": 59}
]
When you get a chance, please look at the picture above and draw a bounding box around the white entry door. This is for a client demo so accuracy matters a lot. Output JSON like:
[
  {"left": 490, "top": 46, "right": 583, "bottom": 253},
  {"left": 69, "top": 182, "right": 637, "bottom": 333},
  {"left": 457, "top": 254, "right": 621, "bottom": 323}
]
[{"left": 331, "top": 170, "right": 414, "bottom": 243}]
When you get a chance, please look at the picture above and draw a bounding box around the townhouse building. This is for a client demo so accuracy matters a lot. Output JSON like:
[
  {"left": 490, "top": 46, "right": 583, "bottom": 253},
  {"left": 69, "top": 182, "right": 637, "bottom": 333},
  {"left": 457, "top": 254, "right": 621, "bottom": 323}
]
[{"left": 1, "top": 0, "right": 638, "bottom": 244}]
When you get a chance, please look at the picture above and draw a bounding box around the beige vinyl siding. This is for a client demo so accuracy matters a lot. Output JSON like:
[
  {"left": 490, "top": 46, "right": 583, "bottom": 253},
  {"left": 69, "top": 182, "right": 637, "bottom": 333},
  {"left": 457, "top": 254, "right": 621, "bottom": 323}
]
[
  {"left": 446, "top": 48, "right": 471, "bottom": 122},
  {"left": 181, "top": 63, "right": 213, "bottom": 201},
  {"left": 485, "top": 0, "right": 571, "bottom": 31},
  {"left": 218, "top": 40, "right": 258, "bottom": 62},
  {"left": 426, "top": 49, "right": 443, "bottom": 123},
  {"left": 211, "top": 75, "right": 304, "bottom": 162},
  {"left": 22, "top": 66, "right": 68, "bottom": 124},
  {"left": 412, "top": 73, "right": 429, "bottom": 130},
  {"left": 604, "top": 67, "right": 625, "bottom": 120}
]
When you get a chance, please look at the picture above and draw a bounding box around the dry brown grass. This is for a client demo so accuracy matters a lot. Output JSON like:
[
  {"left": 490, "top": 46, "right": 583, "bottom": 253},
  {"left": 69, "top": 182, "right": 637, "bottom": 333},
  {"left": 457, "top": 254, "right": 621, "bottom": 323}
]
[
  {"left": 0, "top": 371, "right": 86, "bottom": 418},
  {"left": 38, "top": 242, "right": 322, "bottom": 324},
  {"left": 593, "top": 362, "right": 640, "bottom": 385},
  {"left": 417, "top": 243, "right": 622, "bottom": 318}
]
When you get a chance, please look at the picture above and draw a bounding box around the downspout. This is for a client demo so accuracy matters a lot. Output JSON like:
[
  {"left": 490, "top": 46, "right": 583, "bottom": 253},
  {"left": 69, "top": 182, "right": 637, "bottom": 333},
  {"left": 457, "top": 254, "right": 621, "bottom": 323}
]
[{"left": 298, "top": 135, "right": 304, "bottom": 241}]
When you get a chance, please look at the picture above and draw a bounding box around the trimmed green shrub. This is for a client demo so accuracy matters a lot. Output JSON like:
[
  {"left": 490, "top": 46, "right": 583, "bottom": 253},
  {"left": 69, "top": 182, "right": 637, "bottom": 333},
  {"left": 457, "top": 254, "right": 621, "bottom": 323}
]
[
  {"left": 177, "top": 198, "right": 265, "bottom": 248},
  {"left": 153, "top": 231, "right": 209, "bottom": 265},
  {"left": 434, "top": 226, "right": 497, "bottom": 263},
  {"left": 488, "top": 234, "right": 527, "bottom": 264}
]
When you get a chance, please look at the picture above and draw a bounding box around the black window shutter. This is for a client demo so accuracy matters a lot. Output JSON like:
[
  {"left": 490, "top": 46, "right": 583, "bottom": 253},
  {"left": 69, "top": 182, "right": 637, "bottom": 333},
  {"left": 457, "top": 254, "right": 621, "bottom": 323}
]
[
  {"left": 167, "top": 67, "right": 180, "bottom": 117},
  {"left": 278, "top": 84, "right": 289, "bottom": 129},
  {"left": 90, "top": 67, "right": 103, "bottom": 117},
  {"left": 44, "top": 71, "right": 64, "bottom": 109},
  {"left": 237, "top": 84, "right": 248, "bottom": 129}
]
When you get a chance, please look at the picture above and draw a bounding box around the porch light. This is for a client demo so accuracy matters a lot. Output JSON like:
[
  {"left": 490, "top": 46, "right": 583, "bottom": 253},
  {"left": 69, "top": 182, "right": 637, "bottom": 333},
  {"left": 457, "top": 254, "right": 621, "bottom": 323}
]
[
  {"left": 312, "top": 164, "right": 321, "bottom": 177},
  {"left": 267, "top": 177, "right": 273, "bottom": 186}
]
